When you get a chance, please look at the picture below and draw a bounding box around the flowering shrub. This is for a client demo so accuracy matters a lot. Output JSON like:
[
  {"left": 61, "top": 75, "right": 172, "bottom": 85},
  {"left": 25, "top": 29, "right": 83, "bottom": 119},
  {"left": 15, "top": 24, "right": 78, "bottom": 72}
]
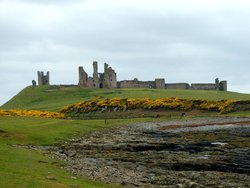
[
  {"left": 60, "top": 97, "right": 240, "bottom": 115},
  {"left": 198, "top": 99, "right": 237, "bottom": 114},
  {"left": 0, "top": 109, "right": 65, "bottom": 119}
]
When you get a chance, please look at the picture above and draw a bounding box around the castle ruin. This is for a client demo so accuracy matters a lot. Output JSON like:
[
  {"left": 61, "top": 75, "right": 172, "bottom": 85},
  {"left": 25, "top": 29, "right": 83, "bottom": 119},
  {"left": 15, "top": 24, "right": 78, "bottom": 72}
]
[
  {"left": 79, "top": 61, "right": 117, "bottom": 88},
  {"left": 35, "top": 61, "right": 227, "bottom": 91}
]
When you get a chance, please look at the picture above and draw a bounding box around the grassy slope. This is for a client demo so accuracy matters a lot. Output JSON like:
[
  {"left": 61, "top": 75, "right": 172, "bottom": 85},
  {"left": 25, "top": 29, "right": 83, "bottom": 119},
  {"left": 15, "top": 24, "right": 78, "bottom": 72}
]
[
  {"left": 2, "top": 86, "right": 250, "bottom": 111},
  {"left": 1, "top": 86, "right": 250, "bottom": 187},
  {"left": 0, "top": 116, "right": 150, "bottom": 188}
]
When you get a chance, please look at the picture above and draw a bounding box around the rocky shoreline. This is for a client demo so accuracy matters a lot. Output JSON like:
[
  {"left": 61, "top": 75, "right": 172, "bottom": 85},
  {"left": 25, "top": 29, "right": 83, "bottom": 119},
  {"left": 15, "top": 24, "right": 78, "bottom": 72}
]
[{"left": 50, "top": 117, "right": 250, "bottom": 187}]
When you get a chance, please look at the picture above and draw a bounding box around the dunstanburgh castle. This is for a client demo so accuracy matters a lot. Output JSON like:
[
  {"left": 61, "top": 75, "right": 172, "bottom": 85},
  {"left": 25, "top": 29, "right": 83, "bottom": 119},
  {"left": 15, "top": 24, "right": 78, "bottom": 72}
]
[{"left": 35, "top": 61, "right": 227, "bottom": 91}]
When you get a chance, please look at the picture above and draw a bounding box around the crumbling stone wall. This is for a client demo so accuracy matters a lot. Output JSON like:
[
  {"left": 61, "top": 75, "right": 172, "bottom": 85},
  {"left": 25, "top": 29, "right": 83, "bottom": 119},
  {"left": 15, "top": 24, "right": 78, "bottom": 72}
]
[
  {"left": 103, "top": 63, "right": 117, "bottom": 88},
  {"left": 190, "top": 83, "right": 218, "bottom": 90},
  {"left": 117, "top": 78, "right": 156, "bottom": 88},
  {"left": 78, "top": 67, "right": 88, "bottom": 88},
  {"left": 190, "top": 78, "right": 227, "bottom": 91},
  {"left": 166, "top": 83, "right": 190, "bottom": 89},
  {"left": 165, "top": 78, "right": 227, "bottom": 91}
]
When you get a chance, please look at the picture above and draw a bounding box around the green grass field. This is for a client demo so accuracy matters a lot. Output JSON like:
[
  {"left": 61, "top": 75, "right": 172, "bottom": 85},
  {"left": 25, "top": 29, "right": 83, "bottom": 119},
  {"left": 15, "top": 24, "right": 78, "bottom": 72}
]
[
  {"left": 1, "top": 86, "right": 250, "bottom": 187},
  {"left": 2, "top": 86, "right": 250, "bottom": 111},
  {"left": 0, "top": 116, "right": 153, "bottom": 188}
]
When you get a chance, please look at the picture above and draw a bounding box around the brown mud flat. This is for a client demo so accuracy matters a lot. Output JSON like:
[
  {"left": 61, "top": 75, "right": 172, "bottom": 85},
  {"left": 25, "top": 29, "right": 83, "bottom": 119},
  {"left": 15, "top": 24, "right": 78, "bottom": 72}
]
[{"left": 50, "top": 117, "right": 250, "bottom": 187}]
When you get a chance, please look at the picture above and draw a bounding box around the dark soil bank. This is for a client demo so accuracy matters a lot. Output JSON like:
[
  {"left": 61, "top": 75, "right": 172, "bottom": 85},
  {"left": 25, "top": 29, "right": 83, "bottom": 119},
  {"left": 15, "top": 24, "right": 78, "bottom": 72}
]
[{"left": 50, "top": 117, "right": 250, "bottom": 187}]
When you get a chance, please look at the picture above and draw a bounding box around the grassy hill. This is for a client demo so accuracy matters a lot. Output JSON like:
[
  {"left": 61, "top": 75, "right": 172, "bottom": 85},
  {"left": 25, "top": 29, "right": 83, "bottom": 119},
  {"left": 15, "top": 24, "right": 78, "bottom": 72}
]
[
  {"left": 1, "top": 86, "right": 250, "bottom": 187},
  {"left": 2, "top": 85, "right": 250, "bottom": 111}
]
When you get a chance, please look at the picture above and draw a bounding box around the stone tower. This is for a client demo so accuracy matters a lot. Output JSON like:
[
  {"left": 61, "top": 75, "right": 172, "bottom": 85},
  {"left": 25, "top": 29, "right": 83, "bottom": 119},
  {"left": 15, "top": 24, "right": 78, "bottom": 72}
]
[
  {"left": 219, "top": 81, "right": 227, "bottom": 91},
  {"left": 215, "top": 78, "right": 220, "bottom": 90},
  {"left": 78, "top": 67, "right": 88, "bottom": 88},
  {"left": 37, "top": 71, "right": 49, "bottom": 85},
  {"left": 103, "top": 63, "right": 117, "bottom": 88},
  {"left": 155, "top": 79, "right": 165, "bottom": 89},
  {"left": 215, "top": 78, "right": 227, "bottom": 91},
  {"left": 93, "top": 61, "right": 99, "bottom": 88}
]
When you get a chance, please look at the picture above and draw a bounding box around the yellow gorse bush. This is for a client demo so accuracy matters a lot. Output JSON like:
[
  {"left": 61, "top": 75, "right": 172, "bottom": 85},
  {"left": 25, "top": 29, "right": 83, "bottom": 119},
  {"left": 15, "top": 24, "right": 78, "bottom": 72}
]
[
  {"left": 0, "top": 109, "right": 65, "bottom": 119},
  {"left": 0, "top": 98, "right": 241, "bottom": 119},
  {"left": 198, "top": 99, "right": 237, "bottom": 113},
  {"left": 60, "top": 97, "right": 239, "bottom": 114}
]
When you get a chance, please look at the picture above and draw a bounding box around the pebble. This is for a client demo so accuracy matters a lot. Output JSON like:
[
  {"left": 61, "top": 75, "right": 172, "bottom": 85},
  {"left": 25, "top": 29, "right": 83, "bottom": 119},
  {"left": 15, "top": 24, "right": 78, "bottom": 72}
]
[{"left": 45, "top": 176, "right": 57, "bottom": 180}]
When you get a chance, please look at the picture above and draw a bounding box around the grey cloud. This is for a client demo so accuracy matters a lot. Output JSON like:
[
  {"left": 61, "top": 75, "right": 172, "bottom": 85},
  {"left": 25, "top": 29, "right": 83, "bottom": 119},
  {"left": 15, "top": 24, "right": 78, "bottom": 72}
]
[
  {"left": 19, "top": 0, "right": 84, "bottom": 5},
  {"left": 1, "top": 0, "right": 250, "bottom": 105}
]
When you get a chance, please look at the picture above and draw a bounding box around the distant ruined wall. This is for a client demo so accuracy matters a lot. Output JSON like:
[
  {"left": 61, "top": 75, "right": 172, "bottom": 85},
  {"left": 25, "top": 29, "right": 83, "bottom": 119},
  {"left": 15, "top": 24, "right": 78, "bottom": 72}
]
[
  {"left": 165, "top": 83, "right": 190, "bottom": 89},
  {"left": 164, "top": 78, "right": 227, "bottom": 91},
  {"left": 117, "top": 79, "right": 156, "bottom": 88},
  {"left": 189, "top": 78, "right": 227, "bottom": 91},
  {"left": 117, "top": 78, "right": 166, "bottom": 89},
  {"left": 190, "top": 83, "right": 218, "bottom": 90},
  {"left": 116, "top": 77, "right": 227, "bottom": 91}
]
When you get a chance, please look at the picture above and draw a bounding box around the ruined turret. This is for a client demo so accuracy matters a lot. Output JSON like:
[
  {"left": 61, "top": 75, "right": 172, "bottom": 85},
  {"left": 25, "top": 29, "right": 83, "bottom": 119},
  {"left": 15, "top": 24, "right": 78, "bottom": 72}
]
[
  {"left": 215, "top": 78, "right": 227, "bottom": 91},
  {"left": 219, "top": 80, "right": 227, "bottom": 91},
  {"left": 215, "top": 78, "right": 220, "bottom": 90},
  {"left": 93, "top": 61, "right": 99, "bottom": 88},
  {"left": 37, "top": 71, "right": 49, "bottom": 85},
  {"left": 78, "top": 67, "right": 88, "bottom": 88},
  {"left": 155, "top": 79, "right": 165, "bottom": 89},
  {"left": 103, "top": 63, "right": 117, "bottom": 88}
]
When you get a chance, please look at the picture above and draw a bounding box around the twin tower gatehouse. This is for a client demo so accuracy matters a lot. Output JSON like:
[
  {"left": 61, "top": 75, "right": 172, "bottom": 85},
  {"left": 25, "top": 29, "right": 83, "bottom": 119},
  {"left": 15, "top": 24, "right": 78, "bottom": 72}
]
[
  {"left": 79, "top": 61, "right": 117, "bottom": 88},
  {"left": 36, "top": 61, "right": 227, "bottom": 91}
]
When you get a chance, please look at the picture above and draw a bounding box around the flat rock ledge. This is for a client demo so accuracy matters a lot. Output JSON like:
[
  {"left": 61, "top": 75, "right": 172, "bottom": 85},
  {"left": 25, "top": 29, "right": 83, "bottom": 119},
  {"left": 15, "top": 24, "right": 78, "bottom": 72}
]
[{"left": 49, "top": 117, "right": 250, "bottom": 187}]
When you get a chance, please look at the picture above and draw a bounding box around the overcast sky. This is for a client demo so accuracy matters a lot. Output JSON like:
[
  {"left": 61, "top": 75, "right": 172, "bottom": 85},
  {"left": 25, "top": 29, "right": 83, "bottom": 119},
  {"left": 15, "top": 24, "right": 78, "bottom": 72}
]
[{"left": 1, "top": 0, "right": 250, "bottom": 105}]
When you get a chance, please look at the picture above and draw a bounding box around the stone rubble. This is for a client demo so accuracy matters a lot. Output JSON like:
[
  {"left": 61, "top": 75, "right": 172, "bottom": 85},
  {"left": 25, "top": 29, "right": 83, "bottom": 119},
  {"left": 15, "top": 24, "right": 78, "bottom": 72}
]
[{"left": 49, "top": 117, "right": 250, "bottom": 187}]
